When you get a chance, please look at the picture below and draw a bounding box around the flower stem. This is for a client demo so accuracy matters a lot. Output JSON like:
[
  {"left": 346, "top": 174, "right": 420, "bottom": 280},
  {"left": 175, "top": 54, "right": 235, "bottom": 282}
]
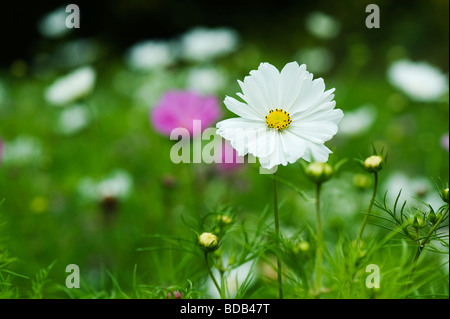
[
  {"left": 356, "top": 172, "right": 378, "bottom": 245},
  {"left": 204, "top": 252, "right": 222, "bottom": 298},
  {"left": 315, "top": 183, "right": 323, "bottom": 294},
  {"left": 405, "top": 205, "right": 449, "bottom": 296},
  {"left": 273, "top": 174, "right": 283, "bottom": 299}
]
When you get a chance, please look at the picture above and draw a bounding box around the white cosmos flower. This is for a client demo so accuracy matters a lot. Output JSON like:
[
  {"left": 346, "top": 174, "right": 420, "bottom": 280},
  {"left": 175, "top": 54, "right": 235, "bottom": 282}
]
[
  {"left": 216, "top": 62, "right": 343, "bottom": 170},
  {"left": 180, "top": 27, "right": 239, "bottom": 62},
  {"left": 126, "top": 40, "right": 176, "bottom": 71},
  {"left": 186, "top": 66, "right": 227, "bottom": 94},
  {"left": 387, "top": 59, "right": 448, "bottom": 102},
  {"left": 45, "top": 66, "right": 96, "bottom": 106},
  {"left": 339, "top": 104, "right": 377, "bottom": 137},
  {"left": 78, "top": 170, "right": 133, "bottom": 202},
  {"left": 56, "top": 104, "right": 91, "bottom": 135},
  {"left": 38, "top": 6, "right": 72, "bottom": 38}
]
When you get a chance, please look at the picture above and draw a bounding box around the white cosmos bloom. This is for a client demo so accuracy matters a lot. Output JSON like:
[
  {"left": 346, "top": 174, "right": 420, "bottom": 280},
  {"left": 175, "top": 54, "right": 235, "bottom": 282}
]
[
  {"left": 305, "top": 12, "right": 340, "bottom": 40},
  {"left": 186, "top": 66, "right": 226, "bottom": 94},
  {"left": 180, "top": 27, "right": 239, "bottom": 62},
  {"left": 56, "top": 104, "right": 91, "bottom": 135},
  {"left": 216, "top": 62, "right": 343, "bottom": 170},
  {"left": 339, "top": 104, "right": 377, "bottom": 137},
  {"left": 78, "top": 170, "right": 133, "bottom": 202},
  {"left": 126, "top": 40, "right": 176, "bottom": 71},
  {"left": 45, "top": 66, "right": 96, "bottom": 106},
  {"left": 1, "top": 135, "right": 43, "bottom": 165},
  {"left": 383, "top": 172, "right": 442, "bottom": 210},
  {"left": 38, "top": 6, "right": 71, "bottom": 38},
  {"left": 387, "top": 59, "right": 448, "bottom": 102}
]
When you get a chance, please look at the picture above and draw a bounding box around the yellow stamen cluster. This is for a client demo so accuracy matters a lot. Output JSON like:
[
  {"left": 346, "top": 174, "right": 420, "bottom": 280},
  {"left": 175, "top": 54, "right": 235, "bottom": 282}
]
[{"left": 265, "top": 109, "right": 292, "bottom": 130}]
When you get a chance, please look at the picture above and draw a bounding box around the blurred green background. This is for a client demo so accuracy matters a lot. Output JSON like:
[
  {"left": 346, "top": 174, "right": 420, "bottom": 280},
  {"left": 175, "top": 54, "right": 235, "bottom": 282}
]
[{"left": 0, "top": 0, "right": 448, "bottom": 298}]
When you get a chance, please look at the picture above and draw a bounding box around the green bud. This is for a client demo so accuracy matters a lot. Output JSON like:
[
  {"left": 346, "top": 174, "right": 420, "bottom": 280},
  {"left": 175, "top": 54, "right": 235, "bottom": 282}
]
[
  {"left": 363, "top": 155, "right": 383, "bottom": 173},
  {"left": 427, "top": 209, "right": 437, "bottom": 224},
  {"left": 439, "top": 187, "right": 449, "bottom": 203},
  {"left": 411, "top": 214, "right": 425, "bottom": 229},
  {"left": 305, "top": 162, "right": 333, "bottom": 184},
  {"left": 353, "top": 173, "right": 372, "bottom": 190},
  {"left": 293, "top": 241, "right": 310, "bottom": 254}
]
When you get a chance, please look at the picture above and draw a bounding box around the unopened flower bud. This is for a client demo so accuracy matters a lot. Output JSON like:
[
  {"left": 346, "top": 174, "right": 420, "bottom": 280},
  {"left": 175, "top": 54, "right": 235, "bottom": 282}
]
[
  {"left": 293, "top": 241, "right": 310, "bottom": 254},
  {"left": 411, "top": 214, "right": 425, "bottom": 229},
  {"left": 363, "top": 155, "right": 383, "bottom": 173},
  {"left": 427, "top": 209, "right": 437, "bottom": 224},
  {"left": 305, "top": 162, "right": 333, "bottom": 184},
  {"left": 198, "top": 232, "right": 219, "bottom": 252},
  {"left": 353, "top": 173, "right": 372, "bottom": 190},
  {"left": 217, "top": 215, "right": 232, "bottom": 225},
  {"left": 440, "top": 187, "right": 449, "bottom": 203}
]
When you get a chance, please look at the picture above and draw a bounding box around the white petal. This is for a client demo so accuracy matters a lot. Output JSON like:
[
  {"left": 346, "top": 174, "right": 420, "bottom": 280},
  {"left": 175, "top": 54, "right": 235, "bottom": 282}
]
[
  {"left": 280, "top": 62, "right": 308, "bottom": 112},
  {"left": 303, "top": 143, "right": 332, "bottom": 162},
  {"left": 250, "top": 62, "right": 281, "bottom": 107},
  {"left": 289, "top": 76, "right": 326, "bottom": 113},
  {"left": 224, "top": 96, "right": 261, "bottom": 120},
  {"left": 216, "top": 118, "right": 273, "bottom": 157}
]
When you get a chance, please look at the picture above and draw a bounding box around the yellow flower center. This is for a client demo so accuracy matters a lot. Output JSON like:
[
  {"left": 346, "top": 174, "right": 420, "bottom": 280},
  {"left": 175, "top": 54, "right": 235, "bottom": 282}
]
[{"left": 265, "top": 109, "right": 292, "bottom": 130}]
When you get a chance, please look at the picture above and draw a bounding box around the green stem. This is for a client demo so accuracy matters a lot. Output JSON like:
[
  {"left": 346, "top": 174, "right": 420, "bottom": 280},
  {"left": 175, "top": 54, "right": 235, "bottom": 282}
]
[
  {"left": 315, "top": 183, "right": 323, "bottom": 294},
  {"left": 356, "top": 172, "right": 378, "bottom": 245},
  {"left": 273, "top": 175, "right": 283, "bottom": 299},
  {"left": 204, "top": 252, "right": 222, "bottom": 298},
  {"left": 405, "top": 205, "right": 449, "bottom": 295}
]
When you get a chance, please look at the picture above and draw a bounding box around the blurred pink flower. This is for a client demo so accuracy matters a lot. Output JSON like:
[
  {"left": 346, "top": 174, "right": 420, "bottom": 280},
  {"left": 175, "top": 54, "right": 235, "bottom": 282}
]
[
  {"left": 215, "top": 139, "right": 244, "bottom": 172},
  {"left": 150, "top": 90, "right": 221, "bottom": 136},
  {"left": 442, "top": 133, "right": 449, "bottom": 152}
]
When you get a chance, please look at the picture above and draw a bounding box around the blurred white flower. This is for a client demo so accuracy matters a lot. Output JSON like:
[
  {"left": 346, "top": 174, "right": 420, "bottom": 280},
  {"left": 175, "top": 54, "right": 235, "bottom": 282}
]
[
  {"left": 186, "top": 66, "right": 226, "bottom": 94},
  {"left": 1, "top": 135, "right": 43, "bottom": 165},
  {"left": 180, "top": 27, "right": 239, "bottom": 62},
  {"left": 296, "top": 47, "right": 334, "bottom": 74},
  {"left": 56, "top": 104, "right": 91, "bottom": 135},
  {"left": 383, "top": 172, "right": 442, "bottom": 210},
  {"left": 207, "top": 257, "right": 256, "bottom": 299},
  {"left": 387, "top": 60, "right": 448, "bottom": 102},
  {"left": 78, "top": 170, "right": 133, "bottom": 202},
  {"left": 339, "top": 104, "right": 377, "bottom": 137},
  {"left": 45, "top": 66, "right": 96, "bottom": 106},
  {"left": 305, "top": 12, "right": 340, "bottom": 40},
  {"left": 38, "top": 6, "right": 71, "bottom": 38},
  {"left": 126, "top": 40, "right": 176, "bottom": 71}
]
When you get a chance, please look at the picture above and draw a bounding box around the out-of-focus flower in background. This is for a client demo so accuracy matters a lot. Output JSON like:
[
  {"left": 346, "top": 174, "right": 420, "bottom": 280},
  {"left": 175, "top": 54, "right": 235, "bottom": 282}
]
[
  {"left": 38, "top": 6, "right": 72, "bottom": 39},
  {"left": 387, "top": 59, "right": 449, "bottom": 102},
  {"left": 1, "top": 135, "right": 43, "bottom": 166},
  {"left": 305, "top": 11, "right": 340, "bottom": 40},
  {"left": 339, "top": 104, "right": 377, "bottom": 137},
  {"left": 77, "top": 169, "right": 133, "bottom": 203},
  {"left": 56, "top": 104, "right": 91, "bottom": 136},
  {"left": 45, "top": 66, "right": 97, "bottom": 106},
  {"left": 126, "top": 40, "right": 177, "bottom": 71},
  {"left": 186, "top": 66, "right": 227, "bottom": 95},
  {"left": 180, "top": 27, "right": 239, "bottom": 62},
  {"left": 383, "top": 172, "right": 443, "bottom": 210},
  {"left": 207, "top": 257, "right": 255, "bottom": 299},
  {"left": 296, "top": 47, "right": 334, "bottom": 75},
  {"left": 150, "top": 90, "right": 222, "bottom": 136},
  {"left": 441, "top": 133, "right": 449, "bottom": 152}
]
